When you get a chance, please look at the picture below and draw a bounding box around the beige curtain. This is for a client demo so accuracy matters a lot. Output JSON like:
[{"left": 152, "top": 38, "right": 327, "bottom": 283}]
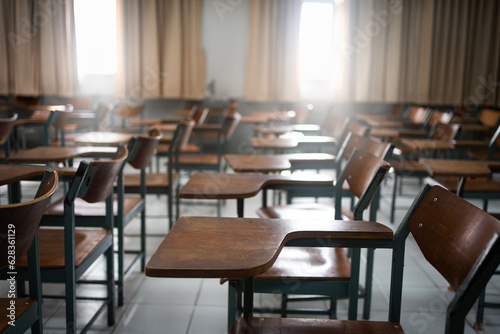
[
  {"left": 244, "top": 0, "right": 301, "bottom": 102},
  {"left": 0, "top": 0, "right": 74, "bottom": 96},
  {"left": 335, "top": 0, "right": 500, "bottom": 107},
  {"left": 116, "top": 0, "right": 205, "bottom": 100}
]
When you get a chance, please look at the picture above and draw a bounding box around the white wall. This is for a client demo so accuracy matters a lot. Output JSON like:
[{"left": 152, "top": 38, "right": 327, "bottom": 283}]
[{"left": 201, "top": 0, "right": 249, "bottom": 100}]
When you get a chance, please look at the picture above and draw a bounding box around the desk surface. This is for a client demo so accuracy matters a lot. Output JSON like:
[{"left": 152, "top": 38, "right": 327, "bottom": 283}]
[
  {"left": 241, "top": 111, "right": 295, "bottom": 124},
  {"left": 73, "top": 131, "right": 133, "bottom": 146},
  {"left": 251, "top": 136, "right": 337, "bottom": 150},
  {"left": 178, "top": 172, "right": 333, "bottom": 199},
  {"left": 224, "top": 154, "right": 291, "bottom": 173},
  {"left": 400, "top": 139, "right": 455, "bottom": 151},
  {"left": 224, "top": 153, "right": 336, "bottom": 173},
  {"left": 145, "top": 216, "right": 393, "bottom": 279},
  {"left": 0, "top": 164, "right": 77, "bottom": 185},
  {"left": 419, "top": 159, "right": 492, "bottom": 178},
  {"left": 253, "top": 124, "right": 320, "bottom": 134},
  {"left": 7, "top": 146, "right": 117, "bottom": 163}
]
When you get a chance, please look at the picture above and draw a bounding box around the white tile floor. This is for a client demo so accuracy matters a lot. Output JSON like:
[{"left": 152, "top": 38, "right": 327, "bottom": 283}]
[{"left": 6, "top": 170, "right": 500, "bottom": 333}]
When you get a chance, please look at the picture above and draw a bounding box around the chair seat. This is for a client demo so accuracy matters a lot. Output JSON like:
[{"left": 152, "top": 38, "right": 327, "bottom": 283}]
[
  {"left": 229, "top": 317, "right": 404, "bottom": 334},
  {"left": 468, "top": 151, "right": 500, "bottom": 160},
  {"left": 0, "top": 298, "right": 37, "bottom": 332},
  {"left": 123, "top": 172, "right": 178, "bottom": 189},
  {"left": 257, "top": 203, "right": 353, "bottom": 221},
  {"left": 16, "top": 228, "right": 110, "bottom": 268},
  {"left": 44, "top": 196, "right": 143, "bottom": 218},
  {"left": 178, "top": 154, "right": 219, "bottom": 166},
  {"left": 257, "top": 247, "right": 350, "bottom": 280}
]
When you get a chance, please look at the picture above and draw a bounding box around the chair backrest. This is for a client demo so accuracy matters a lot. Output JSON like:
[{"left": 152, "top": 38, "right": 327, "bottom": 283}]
[
  {"left": 430, "top": 122, "right": 460, "bottom": 141},
  {"left": 406, "top": 106, "right": 430, "bottom": 125},
  {"left": 127, "top": 129, "right": 162, "bottom": 170},
  {"left": 192, "top": 107, "right": 209, "bottom": 125},
  {"left": 222, "top": 112, "right": 242, "bottom": 139},
  {"left": 0, "top": 113, "right": 18, "bottom": 145},
  {"left": 322, "top": 113, "right": 348, "bottom": 138},
  {"left": 80, "top": 145, "right": 129, "bottom": 203},
  {"left": 393, "top": 183, "right": 500, "bottom": 332},
  {"left": 426, "top": 110, "right": 454, "bottom": 126},
  {"left": 338, "top": 118, "right": 369, "bottom": 146},
  {"left": 172, "top": 119, "right": 195, "bottom": 152},
  {"left": 116, "top": 103, "right": 143, "bottom": 119},
  {"left": 479, "top": 108, "right": 500, "bottom": 127},
  {"left": 0, "top": 170, "right": 58, "bottom": 269},
  {"left": 338, "top": 133, "right": 393, "bottom": 162},
  {"left": 337, "top": 149, "right": 391, "bottom": 220}
]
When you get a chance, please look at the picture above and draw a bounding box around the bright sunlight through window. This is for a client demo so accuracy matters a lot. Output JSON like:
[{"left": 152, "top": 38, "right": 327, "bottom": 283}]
[
  {"left": 299, "top": 1, "right": 340, "bottom": 99},
  {"left": 74, "top": 0, "right": 117, "bottom": 79}
]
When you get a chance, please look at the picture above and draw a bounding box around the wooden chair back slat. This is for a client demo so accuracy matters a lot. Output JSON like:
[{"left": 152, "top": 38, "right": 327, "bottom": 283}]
[
  {"left": 0, "top": 170, "right": 58, "bottom": 269},
  {"left": 175, "top": 120, "right": 195, "bottom": 151},
  {"left": 407, "top": 106, "right": 430, "bottom": 125},
  {"left": 81, "top": 146, "right": 129, "bottom": 203},
  {"left": 0, "top": 113, "right": 17, "bottom": 145},
  {"left": 408, "top": 185, "right": 500, "bottom": 291},
  {"left": 344, "top": 149, "right": 391, "bottom": 199},
  {"left": 431, "top": 123, "right": 460, "bottom": 141},
  {"left": 116, "top": 104, "right": 143, "bottom": 118},
  {"left": 192, "top": 107, "right": 209, "bottom": 125},
  {"left": 340, "top": 133, "right": 391, "bottom": 161},
  {"left": 479, "top": 108, "right": 500, "bottom": 127},
  {"left": 223, "top": 112, "right": 242, "bottom": 138},
  {"left": 127, "top": 130, "right": 162, "bottom": 170}
]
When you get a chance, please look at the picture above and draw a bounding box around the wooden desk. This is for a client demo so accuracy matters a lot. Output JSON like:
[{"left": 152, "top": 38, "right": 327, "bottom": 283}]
[
  {"left": 7, "top": 146, "right": 117, "bottom": 164},
  {"left": 224, "top": 154, "right": 291, "bottom": 173},
  {"left": 241, "top": 111, "right": 295, "bottom": 124},
  {"left": 253, "top": 124, "right": 320, "bottom": 135},
  {"left": 419, "top": 159, "right": 492, "bottom": 197},
  {"left": 251, "top": 136, "right": 337, "bottom": 151},
  {"left": 369, "top": 128, "right": 427, "bottom": 141},
  {"left": 73, "top": 131, "right": 133, "bottom": 146},
  {"left": 179, "top": 172, "right": 333, "bottom": 217},
  {"left": 145, "top": 216, "right": 393, "bottom": 317},
  {"left": 224, "top": 153, "right": 336, "bottom": 173},
  {"left": 400, "top": 139, "right": 455, "bottom": 152},
  {"left": 0, "top": 164, "right": 76, "bottom": 203}
]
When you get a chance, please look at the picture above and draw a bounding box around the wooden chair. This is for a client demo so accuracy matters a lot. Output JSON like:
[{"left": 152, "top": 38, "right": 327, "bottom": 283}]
[
  {"left": 42, "top": 139, "right": 148, "bottom": 307},
  {"left": 127, "top": 120, "right": 195, "bottom": 229},
  {"left": 225, "top": 149, "right": 391, "bottom": 325},
  {"left": 178, "top": 112, "right": 242, "bottom": 173},
  {"left": 229, "top": 182, "right": 500, "bottom": 333},
  {"left": 0, "top": 113, "right": 18, "bottom": 158},
  {"left": 0, "top": 170, "right": 58, "bottom": 334},
  {"left": 29, "top": 147, "right": 128, "bottom": 333}
]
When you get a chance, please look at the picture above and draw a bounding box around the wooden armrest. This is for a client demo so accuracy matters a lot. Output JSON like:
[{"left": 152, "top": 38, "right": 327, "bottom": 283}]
[{"left": 145, "top": 216, "right": 393, "bottom": 279}]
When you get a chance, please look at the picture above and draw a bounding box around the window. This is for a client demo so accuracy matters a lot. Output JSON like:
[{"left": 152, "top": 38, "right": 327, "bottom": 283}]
[
  {"left": 74, "top": 0, "right": 117, "bottom": 80},
  {"left": 299, "top": 1, "right": 339, "bottom": 100}
]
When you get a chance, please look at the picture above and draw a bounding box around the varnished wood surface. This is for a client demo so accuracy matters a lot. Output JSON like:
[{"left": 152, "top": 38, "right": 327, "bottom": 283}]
[
  {"left": 149, "top": 123, "right": 178, "bottom": 132},
  {"left": 241, "top": 111, "right": 295, "bottom": 124},
  {"left": 145, "top": 216, "right": 393, "bottom": 279},
  {"left": 254, "top": 124, "right": 320, "bottom": 134},
  {"left": 128, "top": 117, "right": 183, "bottom": 127},
  {"left": 369, "top": 128, "right": 427, "bottom": 140},
  {"left": 178, "top": 172, "right": 333, "bottom": 199},
  {"left": 224, "top": 154, "right": 291, "bottom": 173},
  {"left": 6, "top": 146, "right": 117, "bottom": 163},
  {"left": 0, "top": 165, "right": 76, "bottom": 185},
  {"left": 73, "top": 131, "right": 133, "bottom": 146},
  {"left": 229, "top": 317, "right": 404, "bottom": 334},
  {"left": 420, "top": 159, "right": 492, "bottom": 177},
  {"left": 16, "top": 228, "right": 110, "bottom": 268},
  {"left": 400, "top": 139, "right": 455, "bottom": 151},
  {"left": 0, "top": 298, "right": 37, "bottom": 332},
  {"left": 251, "top": 135, "right": 337, "bottom": 150}
]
